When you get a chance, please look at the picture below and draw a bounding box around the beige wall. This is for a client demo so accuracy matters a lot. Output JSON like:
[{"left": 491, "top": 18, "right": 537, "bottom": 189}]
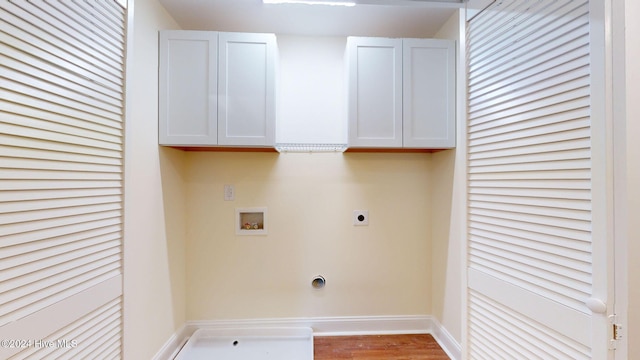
[
  {"left": 185, "top": 152, "right": 433, "bottom": 319},
  {"left": 123, "top": 2, "right": 460, "bottom": 356},
  {"left": 182, "top": 28, "right": 443, "bottom": 322},
  {"left": 431, "top": 11, "right": 464, "bottom": 345},
  {"left": 123, "top": 0, "right": 185, "bottom": 358},
  {"left": 121, "top": 1, "right": 639, "bottom": 357}
]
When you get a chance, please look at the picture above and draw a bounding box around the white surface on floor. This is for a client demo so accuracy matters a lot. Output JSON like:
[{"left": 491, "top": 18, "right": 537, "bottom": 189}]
[{"left": 175, "top": 328, "right": 313, "bottom": 360}]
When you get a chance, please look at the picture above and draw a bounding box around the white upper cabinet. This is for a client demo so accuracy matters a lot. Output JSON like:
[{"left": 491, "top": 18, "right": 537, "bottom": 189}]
[
  {"left": 159, "top": 31, "right": 217, "bottom": 146},
  {"left": 348, "top": 37, "right": 456, "bottom": 149},
  {"left": 159, "top": 31, "right": 276, "bottom": 147},
  {"left": 218, "top": 32, "right": 276, "bottom": 146},
  {"left": 402, "top": 39, "right": 455, "bottom": 148},
  {"left": 347, "top": 37, "right": 403, "bottom": 148}
]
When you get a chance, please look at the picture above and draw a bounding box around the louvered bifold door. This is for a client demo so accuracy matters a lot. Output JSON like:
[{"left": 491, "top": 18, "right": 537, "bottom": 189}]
[
  {"left": 467, "top": 0, "right": 609, "bottom": 359},
  {"left": 0, "top": 1, "right": 125, "bottom": 359}
]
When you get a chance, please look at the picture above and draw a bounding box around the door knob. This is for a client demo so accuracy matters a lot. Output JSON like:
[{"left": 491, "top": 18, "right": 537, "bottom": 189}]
[{"left": 586, "top": 298, "right": 607, "bottom": 314}]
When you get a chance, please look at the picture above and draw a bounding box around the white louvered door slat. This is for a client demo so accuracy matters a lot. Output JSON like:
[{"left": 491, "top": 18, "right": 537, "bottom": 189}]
[
  {"left": 467, "top": 0, "right": 612, "bottom": 359},
  {"left": 0, "top": 90, "right": 123, "bottom": 129},
  {"left": 0, "top": 28, "right": 123, "bottom": 96},
  {"left": 0, "top": 1, "right": 125, "bottom": 359},
  {"left": 0, "top": 16, "right": 123, "bottom": 88},
  {"left": 1, "top": 2, "right": 123, "bottom": 74}
]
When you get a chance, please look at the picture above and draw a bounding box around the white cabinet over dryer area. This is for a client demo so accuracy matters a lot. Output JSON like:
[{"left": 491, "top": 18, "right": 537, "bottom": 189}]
[
  {"left": 159, "top": 30, "right": 276, "bottom": 147},
  {"left": 347, "top": 36, "right": 456, "bottom": 149}
]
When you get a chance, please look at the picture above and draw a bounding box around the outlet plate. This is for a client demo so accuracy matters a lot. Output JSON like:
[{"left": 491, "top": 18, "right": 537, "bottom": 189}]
[
  {"left": 353, "top": 210, "right": 369, "bottom": 226},
  {"left": 224, "top": 184, "right": 235, "bottom": 201}
]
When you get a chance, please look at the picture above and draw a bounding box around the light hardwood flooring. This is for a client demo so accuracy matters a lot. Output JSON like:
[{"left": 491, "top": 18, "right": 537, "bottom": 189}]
[{"left": 314, "top": 334, "right": 450, "bottom": 360}]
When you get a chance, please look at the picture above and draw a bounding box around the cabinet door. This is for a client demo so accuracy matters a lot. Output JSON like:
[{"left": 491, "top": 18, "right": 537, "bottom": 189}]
[
  {"left": 159, "top": 30, "right": 218, "bottom": 145},
  {"left": 403, "top": 39, "right": 455, "bottom": 148},
  {"left": 347, "top": 37, "right": 403, "bottom": 148},
  {"left": 218, "top": 32, "right": 276, "bottom": 146}
]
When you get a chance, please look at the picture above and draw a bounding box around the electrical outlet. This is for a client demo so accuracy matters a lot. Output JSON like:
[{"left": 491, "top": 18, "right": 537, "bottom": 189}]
[
  {"left": 353, "top": 210, "right": 369, "bottom": 226},
  {"left": 224, "top": 184, "right": 235, "bottom": 201}
]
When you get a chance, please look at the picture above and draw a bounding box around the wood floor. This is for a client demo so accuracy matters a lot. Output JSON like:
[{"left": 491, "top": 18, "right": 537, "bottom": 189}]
[{"left": 314, "top": 334, "right": 450, "bottom": 360}]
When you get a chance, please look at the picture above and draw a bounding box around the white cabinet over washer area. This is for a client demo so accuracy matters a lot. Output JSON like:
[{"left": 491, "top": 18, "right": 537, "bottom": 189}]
[
  {"left": 159, "top": 30, "right": 276, "bottom": 147},
  {"left": 159, "top": 31, "right": 455, "bottom": 151},
  {"left": 347, "top": 37, "right": 456, "bottom": 149}
]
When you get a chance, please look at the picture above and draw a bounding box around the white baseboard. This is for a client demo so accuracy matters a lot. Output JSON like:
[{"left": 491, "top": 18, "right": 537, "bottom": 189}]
[
  {"left": 153, "top": 315, "right": 461, "bottom": 360},
  {"left": 430, "top": 317, "right": 462, "bottom": 360},
  {"left": 152, "top": 324, "right": 190, "bottom": 360}
]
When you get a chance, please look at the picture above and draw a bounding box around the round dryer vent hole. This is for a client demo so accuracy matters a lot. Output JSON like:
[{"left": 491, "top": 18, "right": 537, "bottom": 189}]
[{"left": 311, "top": 276, "right": 326, "bottom": 289}]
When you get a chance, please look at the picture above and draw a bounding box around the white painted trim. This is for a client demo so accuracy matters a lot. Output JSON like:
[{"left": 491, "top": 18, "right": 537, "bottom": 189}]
[
  {"left": 121, "top": 0, "right": 135, "bottom": 358},
  {"left": 152, "top": 324, "right": 190, "bottom": 360},
  {"left": 611, "top": 1, "right": 631, "bottom": 360},
  {"left": 589, "top": 0, "right": 617, "bottom": 358},
  {"left": 153, "top": 316, "right": 461, "bottom": 360},
  {"left": 432, "top": 318, "right": 462, "bottom": 360},
  {"left": 189, "top": 315, "right": 432, "bottom": 336},
  {"left": 457, "top": 8, "right": 469, "bottom": 360},
  {"left": 469, "top": 268, "right": 592, "bottom": 347},
  {"left": 0, "top": 276, "right": 122, "bottom": 359}
]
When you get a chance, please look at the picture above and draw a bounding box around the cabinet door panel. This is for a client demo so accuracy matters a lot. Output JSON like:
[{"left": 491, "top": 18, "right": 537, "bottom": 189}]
[
  {"left": 403, "top": 39, "right": 455, "bottom": 148},
  {"left": 159, "top": 31, "right": 217, "bottom": 145},
  {"left": 218, "top": 32, "right": 276, "bottom": 146},
  {"left": 348, "top": 37, "right": 403, "bottom": 148}
]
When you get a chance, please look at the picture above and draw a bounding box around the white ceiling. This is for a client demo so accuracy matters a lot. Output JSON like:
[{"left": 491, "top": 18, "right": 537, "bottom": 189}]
[{"left": 158, "top": 0, "right": 461, "bottom": 38}]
